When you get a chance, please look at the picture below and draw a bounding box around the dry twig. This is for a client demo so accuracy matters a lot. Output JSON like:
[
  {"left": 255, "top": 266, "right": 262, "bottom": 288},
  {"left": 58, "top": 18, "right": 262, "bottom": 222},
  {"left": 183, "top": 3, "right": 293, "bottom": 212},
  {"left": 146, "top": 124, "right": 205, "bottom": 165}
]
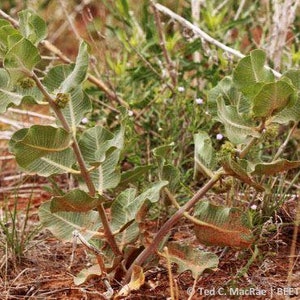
[
  {"left": 267, "top": 0, "right": 300, "bottom": 70},
  {"left": 151, "top": 2, "right": 177, "bottom": 89}
]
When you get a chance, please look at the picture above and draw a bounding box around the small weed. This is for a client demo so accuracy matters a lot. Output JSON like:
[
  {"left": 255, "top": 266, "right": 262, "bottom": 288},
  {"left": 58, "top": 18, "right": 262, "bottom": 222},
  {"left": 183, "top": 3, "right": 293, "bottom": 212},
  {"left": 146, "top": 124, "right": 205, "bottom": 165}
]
[{"left": 0, "top": 193, "right": 41, "bottom": 269}]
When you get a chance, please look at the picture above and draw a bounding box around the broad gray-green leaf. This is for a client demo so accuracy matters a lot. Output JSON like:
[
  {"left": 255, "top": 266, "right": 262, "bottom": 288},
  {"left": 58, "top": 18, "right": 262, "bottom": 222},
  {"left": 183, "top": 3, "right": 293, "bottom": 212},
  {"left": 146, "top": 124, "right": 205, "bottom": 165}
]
[
  {"left": 110, "top": 188, "right": 137, "bottom": 233},
  {"left": 60, "top": 89, "right": 91, "bottom": 132},
  {"left": 94, "top": 125, "right": 124, "bottom": 161},
  {"left": 252, "top": 80, "right": 295, "bottom": 118},
  {"left": 115, "top": 221, "right": 139, "bottom": 248},
  {"left": 50, "top": 189, "right": 104, "bottom": 213},
  {"left": 135, "top": 180, "right": 168, "bottom": 204},
  {"left": 79, "top": 125, "right": 114, "bottom": 163},
  {"left": 153, "top": 144, "right": 180, "bottom": 190},
  {"left": 238, "top": 82, "right": 265, "bottom": 100},
  {"left": 4, "top": 37, "right": 41, "bottom": 71},
  {"left": 39, "top": 201, "right": 102, "bottom": 242},
  {"left": 217, "top": 97, "right": 260, "bottom": 144},
  {"left": 79, "top": 125, "right": 124, "bottom": 164},
  {"left": 9, "top": 125, "right": 72, "bottom": 169},
  {"left": 60, "top": 41, "right": 89, "bottom": 93},
  {"left": 207, "top": 76, "right": 250, "bottom": 116},
  {"left": 14, "top": 84, "right": 44, "bottom": 103},
  {"left": 8, "top": 127, "right": 27, "bottom": 150},
  {"left": 153, "top": 144, "right": 174, "bottom": 165},
  {"left": 17, "top": 148, "right": 76, "bottom": 176},
  {"left": 233, "top": 49, "right": 274, "bottom": 90},
  {"left": 43, "top": 64, "right": 92, "bottom": 130},
  {"left": 194, "top": 201, "right": 253, "bottom": 248},
  {"left": 252, "top": 159, "right": 300, "bottom": 175},
  {"left": 282, "top": 69, "right": 300, "bottom": 90},
  {"left": 0, "top": 68, "right": 44, "bottom": 112},
  {"left": 271, "top": 71, "right": 300, "bottom": 123},
  {"left": 0, "top": 68, "right": 19, "bottom": 112},
  {"left": 161, "top": 164, "right": 180, "bottom": 192},
  {"left": 18, "top": 9, "right": 47, "bottom": 45},
  {"left": 0, "top": 67, "right": 9, "bottom": 88},
  {"left": 222, "top": 156, "right": 264, "bottom": 191},
  {"left": 110, "top": 181, "right": 168, "bottom": 233},
  {"left": 161, "top": 242, "right": 219, "bottom": 279},
  {"left": 119, "top": 165, "right": 152, "bottom": 187},
  {"left": 7, "top": 33, "right": 23, "bottom": 48},
  {"left": 9, "top": 129, "right": 74, "bottom": 177},
  {"left": 272, "top": 97, "right": 300, "bottom": 123},
  {"left": 0, "top": 21, "right": 19, "bottom": 57},
  {"left": 90, "top": 148, "right": 121, "bottom": 194},
  {"left": 43, "top": 64, "right": 74, "bottom": 92},
  {"left": 194, "top": 132, "right": 215, "bottom": 178},
  {"left": 79, "top": 126, "right": 124, "bottom": 193},
  {"left": 0, "top": 19, "right": 10, "bottom": 27}
]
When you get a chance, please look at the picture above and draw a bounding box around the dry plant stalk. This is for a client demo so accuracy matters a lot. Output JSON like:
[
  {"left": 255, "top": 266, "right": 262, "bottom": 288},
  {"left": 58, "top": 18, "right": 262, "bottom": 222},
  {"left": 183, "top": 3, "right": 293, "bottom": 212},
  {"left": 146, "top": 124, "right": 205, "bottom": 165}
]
[
  {"left": 267, "top": 0, "right": 300, "bottom": 70},
  {"left": 163, "top": 246, "right": 178, "bottom": 300},
  {"left": 71, "top": 230, "right": 106, "bottom": 274},
  {"left": 151, "top": 2, "right": 177, "bottom": 89}
]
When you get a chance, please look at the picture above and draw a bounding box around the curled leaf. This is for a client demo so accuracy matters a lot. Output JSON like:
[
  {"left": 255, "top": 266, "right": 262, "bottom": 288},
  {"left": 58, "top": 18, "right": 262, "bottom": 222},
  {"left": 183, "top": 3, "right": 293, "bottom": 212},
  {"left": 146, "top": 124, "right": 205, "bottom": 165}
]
[
  {"left": 160, "top": 242, "right": 219, "bottom": 279},
  {"left": 233, "top": 49, "right": 274, "bottom": 90},
  {"left": 18, "top": 9, "right": 47, "bottom": 45},
  {"left": 194, "top": 201, "right": 254, "bottom": 248},
  {"left": 194, "top": 131, "right": 215, "bottom": 178},
  {"left": 74, "top": 264, "right": 102, "bottom": 286},
  {"left": 50, "top": 189, "right": 105, "bottom": 213},
  {"left": 252, "top": 159, "right": 300, "bottom": 175},
  {"left": 9, "top": 125, "right": 72, "bottom": 172},
  {"left": 252, "top": 80, "right": 295, "bottom": 118},
  {"left": 221, "top": 155, "right": 264, "bottom": 192},
  {"left": 116, "top": 265, "right": 145, "bottom": 298},
  {"left": 217, "top": 97, "right": 259, "bottom": 144},
  {"left": 38, "top": 201, "right": 102, "bottom": 242},
  {"left": 4, "top": 37, "right": 41, "bottom": 71}
]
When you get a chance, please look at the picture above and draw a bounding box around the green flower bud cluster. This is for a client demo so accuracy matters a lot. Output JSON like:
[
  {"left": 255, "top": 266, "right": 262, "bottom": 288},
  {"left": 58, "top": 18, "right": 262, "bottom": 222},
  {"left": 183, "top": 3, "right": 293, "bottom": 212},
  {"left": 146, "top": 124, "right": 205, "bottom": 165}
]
[
  {"left": 216, "top": 141, "right": 236, "bottom": 163},
  {"left": 54, "top": 92, "right": 71, "bottom": 109},
  {"left": 263, "top": 124, "right": 279, "bottom": 140},
  {"left": 18, "top": 78, "right": 36, "bottom": 89}
]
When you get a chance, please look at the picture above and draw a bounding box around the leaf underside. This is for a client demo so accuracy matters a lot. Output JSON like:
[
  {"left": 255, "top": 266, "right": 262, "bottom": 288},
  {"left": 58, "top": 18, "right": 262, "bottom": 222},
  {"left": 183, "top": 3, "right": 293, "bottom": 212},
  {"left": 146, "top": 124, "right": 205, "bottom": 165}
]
[{"left": 193, "top": 201, "right": 253, "bottom": 248}]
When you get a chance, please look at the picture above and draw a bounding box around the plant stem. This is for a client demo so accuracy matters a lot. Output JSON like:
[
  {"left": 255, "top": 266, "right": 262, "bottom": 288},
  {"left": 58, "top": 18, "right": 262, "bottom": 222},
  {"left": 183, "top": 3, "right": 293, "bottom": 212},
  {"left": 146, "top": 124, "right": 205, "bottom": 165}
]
[
  {"left": 239, "top": 137, "right": 258, "bottom": 159},
  {"left": 125, "top": 129, "right": 264, "bottom": 281},
  {"left": 31, "top": 72, "right": 96, "bottom": 194},
  {"left": 73, "top": 230, "right": 107, "bottom": 274},
  {"left": 30, "top": 72, "right": 121, "bottom": 256},
  {"left": 0, "top": 9, "right": 18, "bottom": 27},
  {"left": 97, "top": 204, "right": 122, "bottom": 256},
  {"left": 125, "top": 172, "right": 222, "bottom": 282},
  {"left": 0, "top": 8, "right": 128, "bottom": 108},
  {"left": 273, "top": 121, "right": 298, "bottom": 161},
  {"left": 165, "top": 187, "right": 219, "bottom": 228},
  {"left": 164, "top": 246, "right": 176, "bottom": 300},
  {"left": 71, "top": 140, "right": 96, "bottom": 195}
]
